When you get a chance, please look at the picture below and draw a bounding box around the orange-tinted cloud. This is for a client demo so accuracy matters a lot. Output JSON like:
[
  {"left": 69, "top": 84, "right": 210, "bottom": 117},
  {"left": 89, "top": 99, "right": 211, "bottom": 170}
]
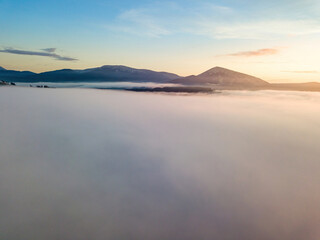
[
  {"left": 282, "top": 70, "right": 319, "bottom": 74},
  {"left": 223, "top": 48, "right": 279, "bottom": 57}
]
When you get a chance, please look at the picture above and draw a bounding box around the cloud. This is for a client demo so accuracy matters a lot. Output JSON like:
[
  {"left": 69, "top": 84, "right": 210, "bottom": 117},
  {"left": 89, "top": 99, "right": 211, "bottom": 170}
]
[
  {"left": 105, "top": 1, "right": 320, "bottom": 40},
  {"left": 119, "top": 9, "right": 171, "bottom": 36},
  {"left": 105, "top": 2, "right": 233, "bottom": 38},
  {"left": 282, "top": 70, "right": 319, "bottom": 74},
  {"left": 105, "top": 8, "right": 171, "bottom": 37},
  {"left": 1, "top": 88, "right": 320, "bottom": 240},
  {"left": 195, "top": 19, "right": 320, "bottom": 39},
  {"left": 0, "top": 48, "right": 77, "bottom": 61},
  {"left": 221, "top": 48, "right": 280, "bottom": 57},
  {"left": 42, "top": 48, "right": 57, "bottom": 53}
]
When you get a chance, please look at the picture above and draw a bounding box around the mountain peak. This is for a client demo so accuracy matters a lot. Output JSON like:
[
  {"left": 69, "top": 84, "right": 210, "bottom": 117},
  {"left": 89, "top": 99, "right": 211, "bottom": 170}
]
[
  {"left": 99, "top": 65, "right": 132, "bottom": 70},
  {"left": 173, "top": 66, "right": 270, "bottom": 87},
  {"left": 199, "top": 66, "right": 243, "bottom": 76},
  {"left": 88, "top": 65, "right": 144, "bottom": 73},
  {"left": 209, "top": 66, "right": 227, "bottom": 70}
]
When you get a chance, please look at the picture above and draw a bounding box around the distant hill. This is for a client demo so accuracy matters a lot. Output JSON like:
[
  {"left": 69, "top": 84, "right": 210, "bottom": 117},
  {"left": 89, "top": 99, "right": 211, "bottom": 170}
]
[
  {"left": 2, "top": 65, "right": 320, "bottom": 92},
  {"left": 172, "top": 67, "right": 269, "bottom": 87},
  {"left": 0, "top": 67, "right": 36, "bottom": 82},
  {"left": 0, "top": 65, "right": 180, "bottom": 83}
]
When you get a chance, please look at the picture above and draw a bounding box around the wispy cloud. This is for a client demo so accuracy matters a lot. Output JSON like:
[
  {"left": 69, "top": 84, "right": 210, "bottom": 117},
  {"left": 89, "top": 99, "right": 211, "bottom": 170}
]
[
  {"left": 221, "top": 48, "right": 280, "bottom": 57},
  {"left": 0, "top": 48, "right": 77, "bottom": 61},
  {"left": 42, "top": 48, "right": 57, "bottom": 53},
  {"left": 194, "top": 19, "right": 320, "bottom": 39},
  {"left": 105, "top": 2, "right": 233, "bottom": 38},
  {"left": 117, "top": 8, "right": 171, "bottom": 37},
  {"left": 282, "top": 70, "right": 319, "bottom": 74},
  {"left": 105, "top": 1, "right": 320, "bottom": 40}
]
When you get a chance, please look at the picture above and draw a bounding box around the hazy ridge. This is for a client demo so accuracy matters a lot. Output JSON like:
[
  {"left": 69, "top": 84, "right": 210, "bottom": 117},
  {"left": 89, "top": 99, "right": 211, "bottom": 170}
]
[{"left": 1, "top": 65, "right": 320, "bottom": 92}]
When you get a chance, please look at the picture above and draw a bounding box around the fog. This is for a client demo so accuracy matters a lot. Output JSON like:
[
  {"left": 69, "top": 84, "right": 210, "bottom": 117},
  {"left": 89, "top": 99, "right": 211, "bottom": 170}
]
[
  {"left": 1, "top": 87, "right": 320, "bottom": 240},
  {"left": 16, "top": 81, "right": 179, "bottom": 89}
]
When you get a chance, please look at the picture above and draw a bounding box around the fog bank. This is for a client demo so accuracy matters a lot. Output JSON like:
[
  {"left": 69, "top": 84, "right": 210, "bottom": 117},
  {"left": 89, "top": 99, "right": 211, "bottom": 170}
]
[{"left": 1, "top": 88, "right": 320, "bottom": 240}]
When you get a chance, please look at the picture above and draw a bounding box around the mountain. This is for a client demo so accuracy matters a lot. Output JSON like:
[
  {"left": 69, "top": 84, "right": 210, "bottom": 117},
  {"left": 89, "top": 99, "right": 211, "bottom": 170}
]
[
  {"left": 0, "top": 66, "right": 37, "bottom": 82},
  {"left": 0, "top": 65, "right": 180, "bottom": 83},
  {"left": 172, "top": 67, "right": 269, "bottom": 87},
  {"left": 2, "top": 65, "right": 320, "bottom": 92}
]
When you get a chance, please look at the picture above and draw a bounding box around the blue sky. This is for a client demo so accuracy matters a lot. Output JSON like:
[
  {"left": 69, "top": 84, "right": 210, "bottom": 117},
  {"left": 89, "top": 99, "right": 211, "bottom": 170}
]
[{"left": 1, "top": 0, "right": 320, "bottom": 82}]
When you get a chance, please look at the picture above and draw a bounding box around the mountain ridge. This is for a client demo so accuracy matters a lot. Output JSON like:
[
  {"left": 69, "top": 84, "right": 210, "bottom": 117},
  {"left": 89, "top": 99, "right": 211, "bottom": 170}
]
[
  {"left": 172, "top": 66, "right": 270, "bottom": 87},
  {"left": 1, "top": 65, "right": 320, "bottom": 92},
  {"left": 0, "top": 65, "right": 180, "bottom": 83}
]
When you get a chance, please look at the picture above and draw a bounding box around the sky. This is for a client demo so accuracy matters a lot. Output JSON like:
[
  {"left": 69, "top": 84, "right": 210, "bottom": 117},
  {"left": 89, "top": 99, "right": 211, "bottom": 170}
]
[{"left": 1, "top": 0, "right": 320, "bottom": 82}]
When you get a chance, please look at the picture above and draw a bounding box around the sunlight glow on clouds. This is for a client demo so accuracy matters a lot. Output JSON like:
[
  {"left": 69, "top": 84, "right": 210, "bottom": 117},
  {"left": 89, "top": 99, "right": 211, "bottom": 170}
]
[{"left": 221, "top": 48, "right": 280, "bottom": 57}]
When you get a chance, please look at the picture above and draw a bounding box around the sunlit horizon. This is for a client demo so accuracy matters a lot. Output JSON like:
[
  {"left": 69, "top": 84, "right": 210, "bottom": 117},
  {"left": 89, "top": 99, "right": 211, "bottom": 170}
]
[{"left": 1, "top": 0, "right": 320, "bottom": 83}]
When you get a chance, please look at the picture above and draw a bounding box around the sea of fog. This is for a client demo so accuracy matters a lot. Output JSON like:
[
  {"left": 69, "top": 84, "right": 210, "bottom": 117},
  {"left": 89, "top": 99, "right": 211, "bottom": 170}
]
[
  {"left": 16, "top": 81, "right": 180, "bottom": 89},
  {"left": 1, "top": 87, "right": 320, "bottom": 240}
]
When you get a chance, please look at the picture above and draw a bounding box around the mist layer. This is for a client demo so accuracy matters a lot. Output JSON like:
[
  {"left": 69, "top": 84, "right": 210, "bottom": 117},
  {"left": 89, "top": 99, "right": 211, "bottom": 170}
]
[{"left": 1, "top": 88, "right": 320, "bottom": 240}]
